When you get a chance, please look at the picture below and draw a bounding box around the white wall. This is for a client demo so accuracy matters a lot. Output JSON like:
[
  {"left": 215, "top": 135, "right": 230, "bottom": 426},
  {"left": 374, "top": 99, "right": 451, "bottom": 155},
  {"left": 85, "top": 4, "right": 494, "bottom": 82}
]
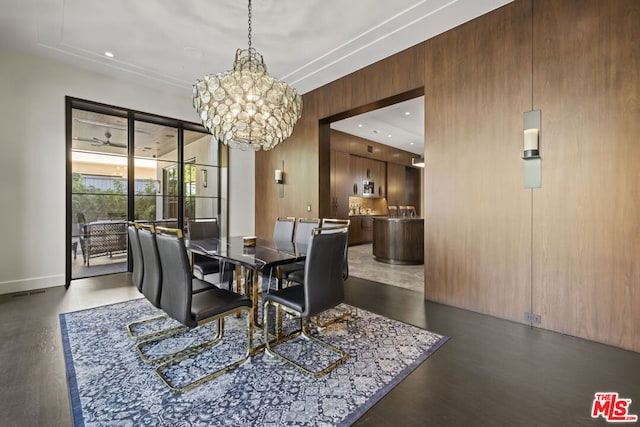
[
  {"left": 0, "top": 46, "right": 255, "bottom": 294},
  {"left": 228, "top": 149, "right": 255, "bottom": 237}
]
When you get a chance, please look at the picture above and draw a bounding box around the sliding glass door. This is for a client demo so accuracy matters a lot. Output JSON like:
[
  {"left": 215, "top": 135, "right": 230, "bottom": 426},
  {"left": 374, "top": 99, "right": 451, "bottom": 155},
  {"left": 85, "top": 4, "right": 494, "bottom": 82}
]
[
  {"left": 132, "top": 120, "right": 178, "bottom": 226},
  {"left": 66, "top": 98, "right": 228, "bottom": 287},
  {"left": 70, "top": 109, "right": 129, "bottom": 279},
  {"left": 183, "top": 130, "right": 228, "bottom": 237}
]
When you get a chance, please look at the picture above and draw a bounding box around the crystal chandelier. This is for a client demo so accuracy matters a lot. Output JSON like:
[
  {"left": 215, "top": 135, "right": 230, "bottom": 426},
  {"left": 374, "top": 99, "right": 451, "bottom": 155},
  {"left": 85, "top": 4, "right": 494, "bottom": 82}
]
[{"left": 192, "top": 0, "right": 303, "bottom": 151}]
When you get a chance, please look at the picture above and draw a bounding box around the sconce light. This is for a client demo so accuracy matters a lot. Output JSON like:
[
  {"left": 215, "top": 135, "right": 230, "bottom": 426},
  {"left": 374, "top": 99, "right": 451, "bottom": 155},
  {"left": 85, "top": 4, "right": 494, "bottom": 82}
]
[
  {"left": 523, "top": 110, "right": 541, "bottom": 159},
  {"left": 412, "top": 157, "right": 425, "bottom": 168},
  {"left": 274, "top": 169, "right": 283, "bottom": 184},
  {"left": 523, "top": 109, "right": 542, "bottom": 189},
  {"left": 202, "top": 169, "right": 208, "bottom": 188},
  {"left": 276, "top": 160, "right": 284, "bottom": 198},
  {"left": 523, "top": 128, "right": 539, "bottom": 159}
]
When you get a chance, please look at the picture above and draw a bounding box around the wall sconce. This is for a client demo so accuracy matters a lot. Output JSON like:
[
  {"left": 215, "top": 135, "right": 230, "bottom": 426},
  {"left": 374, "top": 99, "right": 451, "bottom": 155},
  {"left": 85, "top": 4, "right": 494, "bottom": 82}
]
[
  {"left": 274, "top": 169, "right": 283, "bottom": 184},
  {"left": 202, "top": 169, "right": 208, "bottom": 188},
  {"left": 411, "top": 157, "right": 425, "bottom": 168},
  {"left": 276, "top": 160, "right": 284, "bottom": 198},
  {"left": 523, "top": 109, "right": 542, "bottom": 189},
  {"left": 523, "top": 129, "right": 539, "bottom": 159},
  {"left": 523, "top": 110, "right": 541, "bottom": 159}
]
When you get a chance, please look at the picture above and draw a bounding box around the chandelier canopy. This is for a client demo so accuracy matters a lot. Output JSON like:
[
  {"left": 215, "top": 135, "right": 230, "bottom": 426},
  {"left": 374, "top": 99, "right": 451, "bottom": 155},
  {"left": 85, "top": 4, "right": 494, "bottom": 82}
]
[{"left": 192, "top": 0, "right": 303, "bottom": 151}]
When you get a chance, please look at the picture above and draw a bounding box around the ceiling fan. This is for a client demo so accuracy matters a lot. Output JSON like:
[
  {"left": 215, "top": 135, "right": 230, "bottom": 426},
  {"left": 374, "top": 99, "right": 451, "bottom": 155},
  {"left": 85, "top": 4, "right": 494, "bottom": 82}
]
[{"left": 73, "top": 130, "right": 127, "bottom": 148}]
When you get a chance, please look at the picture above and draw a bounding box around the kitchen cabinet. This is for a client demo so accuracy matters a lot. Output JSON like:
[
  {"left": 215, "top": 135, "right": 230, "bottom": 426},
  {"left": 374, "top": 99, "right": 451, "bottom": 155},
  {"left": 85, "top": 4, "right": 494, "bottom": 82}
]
[
  {"left": 405, "top": 166, "right": 421, "bottom": 215},
  {"left": 349, "top": 155, "right": 386, "bottom": 198},
  {"left": 349, "top": 155, "right": 365, "bottom": 196},
  {"left": 330, "top": 150, "right": 351, "bottom": 218},
  {"left": 386, "top": 162, "right": 406, "bottom": 207},
  {"left": 348, "top": 215, "right": 381, "bottom": 245},
  {"left": 385, "top": 163, "right": 421, "bottom": 215},
  {"left": 368, "top": 159, "right": 386, "bottom": 198},
  {"left": 362, "top": 216, "right": 374, "bottom": 242},
  {"left": 348, "top": 216, "right": 362, "bottom": 245}
]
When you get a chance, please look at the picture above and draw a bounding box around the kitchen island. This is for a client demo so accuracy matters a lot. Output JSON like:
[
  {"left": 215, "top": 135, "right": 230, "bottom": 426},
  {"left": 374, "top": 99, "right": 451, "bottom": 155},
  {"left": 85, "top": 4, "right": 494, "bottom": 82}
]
[{"left": 372, "top": 217, "right": 424, "bottom": 265}]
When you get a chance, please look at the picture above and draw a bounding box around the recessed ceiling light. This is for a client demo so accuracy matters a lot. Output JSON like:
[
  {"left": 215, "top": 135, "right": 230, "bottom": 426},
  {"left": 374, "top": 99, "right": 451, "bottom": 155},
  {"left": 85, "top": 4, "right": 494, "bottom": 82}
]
[
  {"left": 104, "top": 51, "right": 114, "bottom": 58},
  {"left": 387, "top": 134, "right": 392, "bottom": 138},
  {"left": 410, "top": 142, "right": 415, "bottom": 145},
  {"left": 405, "top": 111, "right": 411, "bottom": 116},
  {"left": 358, "top": 124, "right": 363, "bottom": 128}
]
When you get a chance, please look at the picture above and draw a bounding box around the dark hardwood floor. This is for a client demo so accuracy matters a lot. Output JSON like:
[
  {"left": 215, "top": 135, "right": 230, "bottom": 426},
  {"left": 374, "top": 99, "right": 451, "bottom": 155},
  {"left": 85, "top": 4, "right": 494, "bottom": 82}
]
[{"left": 1, "top": 273, "right": 638, "bottom": 426}]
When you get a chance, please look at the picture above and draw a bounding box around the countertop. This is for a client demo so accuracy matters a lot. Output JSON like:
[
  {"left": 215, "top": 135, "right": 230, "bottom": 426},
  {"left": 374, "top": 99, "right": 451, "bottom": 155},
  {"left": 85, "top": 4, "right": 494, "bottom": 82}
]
[{"left": 373, "top": 216, "right": 423, "bottom": 221}]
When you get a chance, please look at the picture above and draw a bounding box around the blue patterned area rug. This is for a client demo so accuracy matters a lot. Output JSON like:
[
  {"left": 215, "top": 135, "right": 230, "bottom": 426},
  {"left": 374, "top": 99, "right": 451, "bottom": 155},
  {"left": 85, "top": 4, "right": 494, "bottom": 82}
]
[{"left": 60, "top": 298, "right": 448, "bottom": 426}]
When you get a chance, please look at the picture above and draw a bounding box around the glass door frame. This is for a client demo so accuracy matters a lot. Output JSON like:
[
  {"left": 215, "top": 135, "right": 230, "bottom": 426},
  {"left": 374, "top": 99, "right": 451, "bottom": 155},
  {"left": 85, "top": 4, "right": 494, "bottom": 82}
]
[{"left": 65, "top": 97, "right": 226, "bottom": 288}]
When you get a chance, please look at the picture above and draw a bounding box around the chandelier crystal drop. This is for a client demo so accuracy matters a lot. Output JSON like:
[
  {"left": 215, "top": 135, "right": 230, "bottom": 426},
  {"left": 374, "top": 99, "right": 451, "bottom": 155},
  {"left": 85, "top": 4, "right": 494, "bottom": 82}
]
[{"left": 192, "top": 0, "right": 302, "bottom": 151}]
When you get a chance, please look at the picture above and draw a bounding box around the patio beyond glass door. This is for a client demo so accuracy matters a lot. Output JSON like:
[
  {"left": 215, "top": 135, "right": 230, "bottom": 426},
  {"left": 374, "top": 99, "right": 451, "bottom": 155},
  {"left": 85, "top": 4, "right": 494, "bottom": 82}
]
[
  {"left": 133, "top": 120, "right": 178, "bottom": 227},
  {"left": 66, "top": 97, "right": 229, "bottom": 287},
  {"left": 70, "top": 110, "right": 129, "bottom": 279}
]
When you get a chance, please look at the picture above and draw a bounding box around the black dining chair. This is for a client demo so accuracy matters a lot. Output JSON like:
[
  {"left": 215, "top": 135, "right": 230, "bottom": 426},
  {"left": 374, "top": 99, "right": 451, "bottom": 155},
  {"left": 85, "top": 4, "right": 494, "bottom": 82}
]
[
  {"left": 127, "top": 222, "right": 143, "bottom": 293},
  {"left": 273, "top": 216, "right": 296, "bottom": 241},
  {"left": 129, "top": 223, "right": 217, "bottom": 344},
  {"left": 278, "top": 218, "right": 321, "bottom": 284},
  {"left": 126, "top": 224, "right": 188, "bottom": 341},
  {"left": 146, "top": 227, "right": 254, "bottom": 393},
  {"left": 188, "top": 218, "right": 234, "bottom": 289},
  {"left": 263, "top": 226, "right": 349, "bottom": 377},
  {"left": 262, "top": 217, "right": 296, "bottom": 291},
  {"left": 320, "top": 218, "right": 350, "bottom": 281},
  {"left": 287, "top": 218, "right": 352, "bottom": 328}
]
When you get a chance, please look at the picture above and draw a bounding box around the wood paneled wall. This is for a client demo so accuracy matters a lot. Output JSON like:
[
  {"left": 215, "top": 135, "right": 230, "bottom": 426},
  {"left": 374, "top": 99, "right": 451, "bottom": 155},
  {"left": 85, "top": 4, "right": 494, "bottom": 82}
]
[
  {"left": 424, "top": 0, "right": 533, "bottom": 323},
  {"left": 254, "top": 91, "right": 319, "bottom": 238},
  {"left": 255, "top": 46, "right": 424, "bottom": 238},
  {"left": 254, "top": 0, "right": 640, "bottom": 351},
  {"left": 532, "top": 0, "right": 640, "bottom": 350}
]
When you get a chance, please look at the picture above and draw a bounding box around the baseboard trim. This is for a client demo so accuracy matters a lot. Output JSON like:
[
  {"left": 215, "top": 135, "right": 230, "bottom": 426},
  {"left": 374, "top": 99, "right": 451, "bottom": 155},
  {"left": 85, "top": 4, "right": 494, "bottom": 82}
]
[{"left": 0, "top": 274, "right": 64, "bottom": 295}]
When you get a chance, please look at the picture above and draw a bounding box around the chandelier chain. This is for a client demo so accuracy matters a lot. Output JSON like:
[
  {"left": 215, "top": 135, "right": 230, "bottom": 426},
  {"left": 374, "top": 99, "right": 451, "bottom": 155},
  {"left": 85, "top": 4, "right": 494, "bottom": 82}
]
[{"left": 247, "top": 0, "right": 252, "bottom": 49}]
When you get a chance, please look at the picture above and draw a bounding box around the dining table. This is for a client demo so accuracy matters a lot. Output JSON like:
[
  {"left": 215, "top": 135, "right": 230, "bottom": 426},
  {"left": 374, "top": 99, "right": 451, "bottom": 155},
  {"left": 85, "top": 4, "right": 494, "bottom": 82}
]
[{"left": 188, "top": 236, "right": 307, "bottom": 331}]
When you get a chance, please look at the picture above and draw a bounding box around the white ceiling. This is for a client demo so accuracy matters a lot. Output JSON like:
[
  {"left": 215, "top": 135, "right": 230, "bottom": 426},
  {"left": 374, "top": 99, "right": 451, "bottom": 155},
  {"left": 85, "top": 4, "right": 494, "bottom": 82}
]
[
  {"left": 0, "top": 0, "right": 512, "bottom": 153},
  {"left": 331, "top": 96, "right": 425, "bottom": 155}
]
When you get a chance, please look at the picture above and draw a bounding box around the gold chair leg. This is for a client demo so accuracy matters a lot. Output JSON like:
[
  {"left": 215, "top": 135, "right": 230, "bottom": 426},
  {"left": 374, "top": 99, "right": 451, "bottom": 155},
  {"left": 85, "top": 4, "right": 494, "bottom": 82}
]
[
  {"left": 315, "top": 304, "right": 352, "bottom": 328},
  {"left": 155, "top": 310, "right": 253, "bottom": 393},
  {"left": 136, "top": 319, "right": 223, "bottom": 365},
  {"left": 246, "top": 268, "right": 261, "bottom": 327},
  {"left": 126, "top": 314, "right": 188, "bottom": 342},
  {"left": 263, "top": 301, "right": 348, "bottom": 378}
]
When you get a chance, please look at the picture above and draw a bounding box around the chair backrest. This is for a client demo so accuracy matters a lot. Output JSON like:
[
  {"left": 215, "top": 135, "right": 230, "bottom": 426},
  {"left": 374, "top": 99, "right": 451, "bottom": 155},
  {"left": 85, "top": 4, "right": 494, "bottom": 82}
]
[
  {"left": 156, "top": 227, "right": 196, "bottom": 328},
  {"left": 322, "top": 218, "right": 349, "bottom": 226},
  {"left": 137, "top": 224, "right": 162, "bottom": 308},
  {"left": 127, "top": 223, "right": 144, "bottom": 292},
  {"left": 321, "top": 218, "right": 350, "bottom": 280},
  {"left": 302, "top": 227, "right": 349, "bottom": 317},
  {"left": 188, "top": 218, "right": 220, "bottom": 240},
  {"left": 273, "top": 217, "right": 296, "bottom": 241},
  {"left": 293, "top": 218, "right": 321, "bottom": 246},
  {"left": 388, "top": 206, "right": 398, "bottom": 217}
]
